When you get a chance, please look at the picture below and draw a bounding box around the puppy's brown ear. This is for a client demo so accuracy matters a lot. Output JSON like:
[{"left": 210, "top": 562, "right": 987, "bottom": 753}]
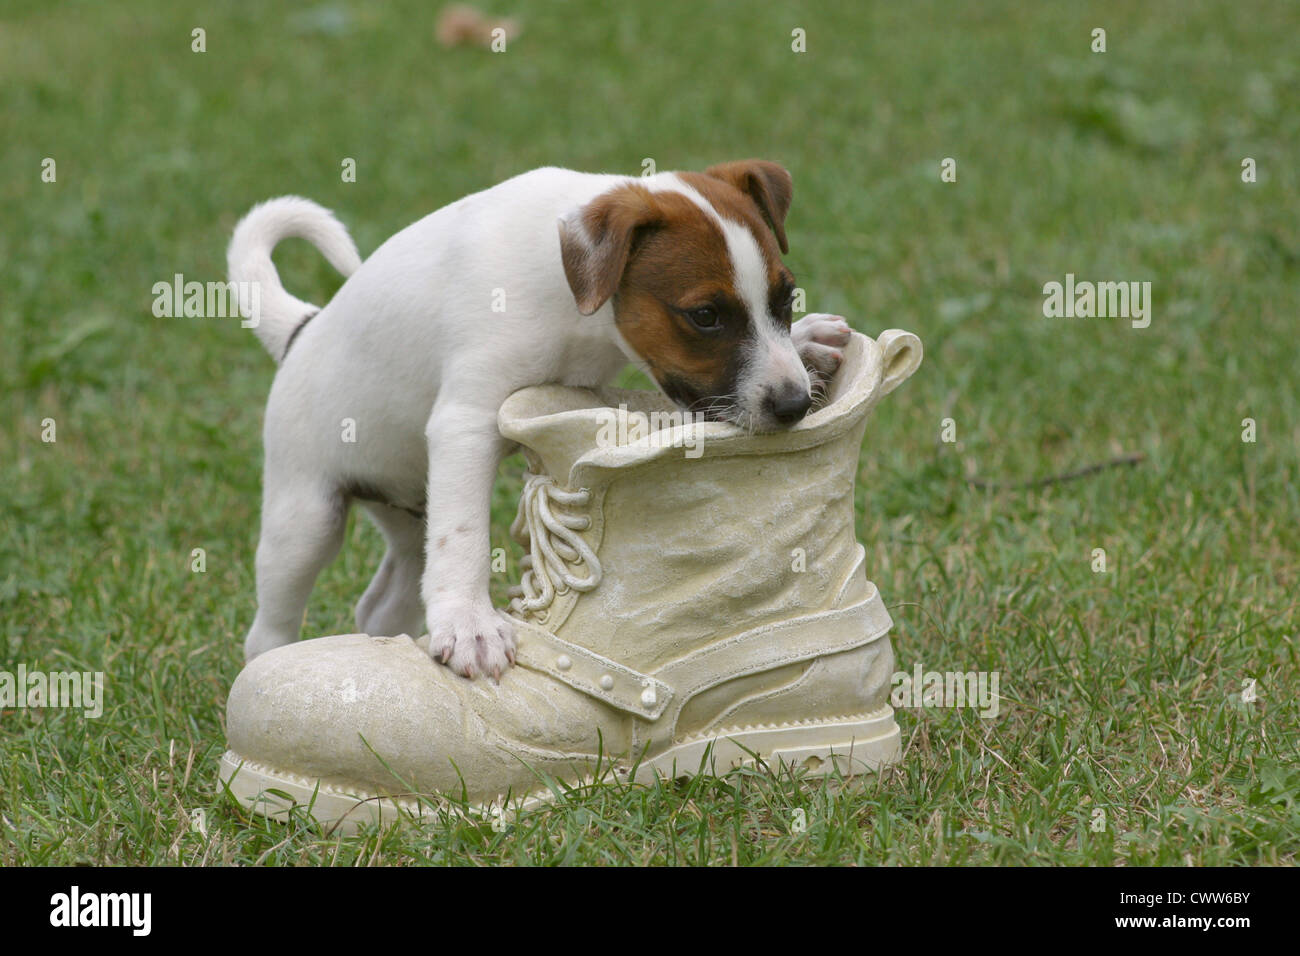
[
  {"left": 559, "top": 185, "right": 660, "bottom": 315},
  {"left": 703, "top": 160, "right": 793, "bottom": 254}
]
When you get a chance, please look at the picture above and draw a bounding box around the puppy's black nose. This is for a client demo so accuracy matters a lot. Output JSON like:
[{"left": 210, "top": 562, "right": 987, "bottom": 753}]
[{"left": 766, "top": 387, "right": 812, "bottom": 426}]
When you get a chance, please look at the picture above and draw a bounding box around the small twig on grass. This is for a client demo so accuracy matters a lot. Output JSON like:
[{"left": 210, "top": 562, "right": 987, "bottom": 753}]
[{"left": 966, "top": 452, "right": 1145, "bottom": 491}]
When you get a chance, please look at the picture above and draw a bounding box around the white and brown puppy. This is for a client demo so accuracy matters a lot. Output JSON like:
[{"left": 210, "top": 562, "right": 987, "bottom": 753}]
[{"left": 229, "top": 161, "right": 852, "bottom": 679}]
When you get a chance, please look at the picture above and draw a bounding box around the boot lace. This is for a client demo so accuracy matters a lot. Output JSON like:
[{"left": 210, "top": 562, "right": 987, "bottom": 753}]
[{"left": 507, "top": 473, "right": 602, "bottom": 616}]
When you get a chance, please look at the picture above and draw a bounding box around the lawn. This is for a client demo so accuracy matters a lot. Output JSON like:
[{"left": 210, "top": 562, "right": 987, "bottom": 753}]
[{"left": 1, "top": 0, "right": 1297, "bottom": 865}]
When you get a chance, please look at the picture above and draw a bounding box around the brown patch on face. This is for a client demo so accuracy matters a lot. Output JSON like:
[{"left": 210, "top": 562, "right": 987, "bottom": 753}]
[
  {"left": 610, "top": 190, "right": 748, "bottom": 413},
  {"left": 556, "top": 169, "right": 799, "bottom": 418},
  {"left": 677, "top": 170, "right": 794, "bottom": 303},
  {"left": 694, "top": 160, "right": 793, "bottom": 253}
]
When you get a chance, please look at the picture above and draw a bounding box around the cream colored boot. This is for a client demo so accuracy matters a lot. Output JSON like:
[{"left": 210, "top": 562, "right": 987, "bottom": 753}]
[{"left": 219, "top": 329, "right": 922, "bottom": 832}]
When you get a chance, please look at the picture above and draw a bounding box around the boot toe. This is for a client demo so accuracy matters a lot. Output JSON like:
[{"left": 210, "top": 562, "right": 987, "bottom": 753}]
[{"left": 223, "top": 633, "right": 612, "bottom": 822}]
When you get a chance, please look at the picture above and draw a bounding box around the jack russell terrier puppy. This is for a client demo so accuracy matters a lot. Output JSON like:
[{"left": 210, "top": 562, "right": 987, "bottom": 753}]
[{"left": 229, "top": 160, "right": 852, "bottom": 679}]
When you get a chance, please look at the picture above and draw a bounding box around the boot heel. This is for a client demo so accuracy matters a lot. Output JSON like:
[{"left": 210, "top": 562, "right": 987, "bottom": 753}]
[{"left": 637, "top": 705, "right": 900, "bottom": 782}]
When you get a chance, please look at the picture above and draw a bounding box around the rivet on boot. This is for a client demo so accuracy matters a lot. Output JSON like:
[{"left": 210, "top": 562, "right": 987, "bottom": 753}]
[{"left": 556, "top": 654, "right": 572, "bottom": 671}]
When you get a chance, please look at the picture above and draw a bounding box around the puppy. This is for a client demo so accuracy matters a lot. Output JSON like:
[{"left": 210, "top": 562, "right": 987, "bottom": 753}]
[{"left": 228, "top": 161, "right": 852, "bottom": 679}]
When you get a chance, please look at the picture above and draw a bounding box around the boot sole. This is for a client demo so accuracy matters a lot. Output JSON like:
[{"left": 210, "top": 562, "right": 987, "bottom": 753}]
[{"left": 218, "top": 705, "right": 899, "bottom": 834}]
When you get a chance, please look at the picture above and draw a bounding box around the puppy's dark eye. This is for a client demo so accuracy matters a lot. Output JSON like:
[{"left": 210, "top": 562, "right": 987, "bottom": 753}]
[
  {"left": 775, "top": 288, "right": 795, "bottom": 322},
  {"left": 687, "top": 306, "right": 721, "bottom": 331}
]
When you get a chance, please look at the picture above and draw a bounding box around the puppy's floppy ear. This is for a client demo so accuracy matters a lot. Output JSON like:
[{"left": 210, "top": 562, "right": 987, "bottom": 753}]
[
  {"left": 558, "top": 184, "right": 660, "bottom": 315},
  {"left": 703, "top": 159, "right": 793, "bottom": 254}
]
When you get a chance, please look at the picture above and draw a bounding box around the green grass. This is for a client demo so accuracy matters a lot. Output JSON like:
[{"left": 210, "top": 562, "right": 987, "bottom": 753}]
[{"left": 2, "top": 0, "right": 1297, "bottom": 865}]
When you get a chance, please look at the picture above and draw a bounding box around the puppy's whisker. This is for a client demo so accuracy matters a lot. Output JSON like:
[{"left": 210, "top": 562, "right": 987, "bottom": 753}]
[{"left": 684, "top": 393, "right": 742, "bottom": 427}]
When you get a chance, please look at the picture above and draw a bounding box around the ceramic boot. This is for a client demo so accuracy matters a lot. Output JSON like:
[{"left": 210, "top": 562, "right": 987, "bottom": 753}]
[{"left": 219, "top": 328, "right": 922, "bottom": 831}]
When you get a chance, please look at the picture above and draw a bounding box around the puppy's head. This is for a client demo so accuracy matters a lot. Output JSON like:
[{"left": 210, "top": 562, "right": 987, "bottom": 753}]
[{"left": 558, "top": 160, "right": 811, "bottom": 432}]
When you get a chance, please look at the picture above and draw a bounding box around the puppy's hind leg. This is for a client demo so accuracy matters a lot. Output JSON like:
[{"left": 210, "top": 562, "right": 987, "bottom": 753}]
[
  {"left": 354, "top": 501, "right": 426, "bottom": 638},
  {"left": 243, "top": 481, "right": 347, "bottom": 661}
]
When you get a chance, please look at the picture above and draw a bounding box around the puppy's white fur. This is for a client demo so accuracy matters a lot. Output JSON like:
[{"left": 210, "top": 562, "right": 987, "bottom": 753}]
[{"left": 230, "top": 167, "right": 850, "bottom": 678}]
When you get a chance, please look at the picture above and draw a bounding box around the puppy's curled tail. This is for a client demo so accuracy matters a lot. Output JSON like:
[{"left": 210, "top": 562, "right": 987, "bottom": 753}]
[{"left": 227, "top": 196, "right": 362, "bottom": 363}]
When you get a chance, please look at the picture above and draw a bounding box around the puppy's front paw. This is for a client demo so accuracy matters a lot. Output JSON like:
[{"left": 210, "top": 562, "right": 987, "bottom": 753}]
[
  {"left": 792, "top": 313, "right": 852, "bottom": 392},
  {"left": 426, "top": 602, "right": 517, "bottom": 680}
]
